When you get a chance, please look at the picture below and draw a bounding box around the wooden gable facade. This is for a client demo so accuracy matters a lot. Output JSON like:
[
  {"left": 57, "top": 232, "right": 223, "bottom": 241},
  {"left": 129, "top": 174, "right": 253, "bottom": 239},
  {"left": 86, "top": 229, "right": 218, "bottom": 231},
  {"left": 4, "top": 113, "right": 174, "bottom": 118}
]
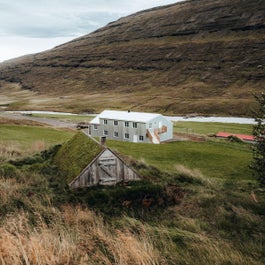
[{"left": 69, "top": 148, "right": 141, "bottom": 189}]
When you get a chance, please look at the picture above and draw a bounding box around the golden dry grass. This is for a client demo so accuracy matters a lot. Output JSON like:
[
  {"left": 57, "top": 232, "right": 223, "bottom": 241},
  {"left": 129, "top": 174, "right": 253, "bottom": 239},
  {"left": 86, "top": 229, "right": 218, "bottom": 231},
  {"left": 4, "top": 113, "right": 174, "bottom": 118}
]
[
  {"left": 0, "top": 140, "right": 47, "bottom": 162},
  {"left": 0, "top": 178, "right": 20, "bottom": 205},
  {"left": 0, "top": 142, "right": 22, "bottom": 162},
  {"left": 0, "top": 205, "right": 161, "bottom": 265}
]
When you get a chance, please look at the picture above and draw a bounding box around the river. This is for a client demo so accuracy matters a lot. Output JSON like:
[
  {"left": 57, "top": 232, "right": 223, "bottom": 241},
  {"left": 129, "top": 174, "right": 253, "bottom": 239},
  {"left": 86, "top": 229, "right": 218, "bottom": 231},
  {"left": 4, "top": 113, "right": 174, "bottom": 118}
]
[
  {"left": 166, "top": 116, "right": 255, "bottom": 124},
  {"left": 4, "top": 111, "right": 255, "bottom": 124}
]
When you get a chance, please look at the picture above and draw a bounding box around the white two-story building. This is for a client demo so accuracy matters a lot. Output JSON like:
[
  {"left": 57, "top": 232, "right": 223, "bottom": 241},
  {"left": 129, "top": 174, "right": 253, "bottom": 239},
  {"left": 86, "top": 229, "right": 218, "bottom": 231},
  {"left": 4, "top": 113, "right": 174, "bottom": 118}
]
[{"left": 89, "top": 110, "right": 173, "bottom": 144}]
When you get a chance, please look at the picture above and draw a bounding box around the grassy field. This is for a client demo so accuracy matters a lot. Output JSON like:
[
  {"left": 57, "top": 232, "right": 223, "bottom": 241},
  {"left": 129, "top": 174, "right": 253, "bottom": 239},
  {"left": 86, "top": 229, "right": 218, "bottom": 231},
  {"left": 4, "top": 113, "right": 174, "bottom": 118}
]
[
  {"left": 173, "top": 121, "right": 253, "bottom": 135},
  {"left": 0, "top": 125, "right": 74, "bottom": 145},
  {"left": 0, "top": 118, "right": 254, "bottom": 181},
  {"left": 0, "top": 123, "right": 75, "bottom": 161},
  {"left": 107, "top": 140, "right": 252, "bottom": 180}
]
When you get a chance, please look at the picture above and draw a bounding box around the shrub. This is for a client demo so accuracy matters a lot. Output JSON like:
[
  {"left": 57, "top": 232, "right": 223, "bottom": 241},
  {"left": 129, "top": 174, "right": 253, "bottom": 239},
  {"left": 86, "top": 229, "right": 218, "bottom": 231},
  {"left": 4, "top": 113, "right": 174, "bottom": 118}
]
[
  {"left": 0, "top": 163, "right": 17, "bottom": 177},
  {"left": 251, "top": 93, "right": 265, "bottom": 186}
]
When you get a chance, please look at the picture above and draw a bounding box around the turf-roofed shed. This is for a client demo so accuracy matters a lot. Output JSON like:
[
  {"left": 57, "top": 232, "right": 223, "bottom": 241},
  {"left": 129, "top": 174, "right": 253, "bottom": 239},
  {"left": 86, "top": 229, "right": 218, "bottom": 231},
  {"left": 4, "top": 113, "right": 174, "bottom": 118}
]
[{"left": 54, "top": 132, "right": 141, "bottom": 188}]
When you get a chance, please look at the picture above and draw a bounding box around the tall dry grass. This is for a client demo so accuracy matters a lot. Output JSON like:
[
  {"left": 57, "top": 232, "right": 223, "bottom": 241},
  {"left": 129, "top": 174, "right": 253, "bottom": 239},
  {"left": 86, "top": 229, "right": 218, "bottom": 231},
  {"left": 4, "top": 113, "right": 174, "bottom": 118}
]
[
  {"left": 0, "top": 205, "right": 162, "bottom": 265},
  {"left": 0, "top": 142, "right": 22, "bottom": 162},
  {"left": 182, "top": 233, "right": 261, "bottom": 265},
  {"left": 0, "top": 140, "right": 47, "bottom": 162},
  {"left": 175, "top": 164, "right": 215, "bottom": 188},
  {"left": 0, "top": 178, "right": 21, "bottom": 205}
]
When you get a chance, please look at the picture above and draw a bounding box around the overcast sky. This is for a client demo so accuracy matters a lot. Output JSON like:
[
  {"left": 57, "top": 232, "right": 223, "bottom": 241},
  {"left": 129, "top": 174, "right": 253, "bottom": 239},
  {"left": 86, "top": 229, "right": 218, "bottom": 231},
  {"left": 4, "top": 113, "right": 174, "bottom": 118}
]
[{"left": 0, "top": 0, "right": 180, "bottom": 62}]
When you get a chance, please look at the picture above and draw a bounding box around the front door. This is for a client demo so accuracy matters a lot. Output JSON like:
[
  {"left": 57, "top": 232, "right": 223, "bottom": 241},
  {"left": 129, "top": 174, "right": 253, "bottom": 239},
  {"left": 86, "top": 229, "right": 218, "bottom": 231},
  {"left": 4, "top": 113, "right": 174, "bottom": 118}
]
[
  {"left": 133, "top": 135, "right": 138, "bottom": 143},
  {"left": 97, "top": 149, "right": 119, "bottom": 185}
]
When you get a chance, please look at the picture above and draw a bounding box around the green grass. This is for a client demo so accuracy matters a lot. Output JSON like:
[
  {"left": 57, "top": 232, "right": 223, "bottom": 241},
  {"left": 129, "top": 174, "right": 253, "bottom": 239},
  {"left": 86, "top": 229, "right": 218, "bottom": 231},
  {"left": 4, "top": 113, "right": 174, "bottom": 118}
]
[
  {"left": 0, "top": 124, "right": 75, "bottom": 162},
  {"left": 0, "top": 121, "right": 253, "bottom": 181},
  {"left": 54, "top": 132, "right": 103, "bottom": 182},
  {"left": 107, "top": 140, "right": 252, "bottom": 180},
  {"left": 0, "top": 124, "right": 74, "bottom": 147},
  {"left": 173, "top": 121, "right": 253, "bottom": 135}
]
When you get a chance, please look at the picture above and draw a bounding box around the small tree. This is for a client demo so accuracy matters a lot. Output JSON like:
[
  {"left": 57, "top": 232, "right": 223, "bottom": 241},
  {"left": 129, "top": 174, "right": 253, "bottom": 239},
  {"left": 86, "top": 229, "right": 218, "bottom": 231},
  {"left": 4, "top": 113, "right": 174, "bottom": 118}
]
[{"left": 251, "top": 93, "right": 265, "bottom": 186}]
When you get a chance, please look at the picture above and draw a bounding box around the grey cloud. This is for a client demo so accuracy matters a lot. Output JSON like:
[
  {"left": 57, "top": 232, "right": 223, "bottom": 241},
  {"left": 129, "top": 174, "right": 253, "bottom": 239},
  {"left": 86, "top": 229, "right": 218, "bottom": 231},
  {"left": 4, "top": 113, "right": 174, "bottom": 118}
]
[
  {"left": 1, "top": 12, "right": 120, "bottom": 37},
  {"left": 0, "top": 0, "right": 178, "bottom": 38},
  {"left": 1, "top": 11, "right": 120, "bottom": 38},
  {"left": 0, "top": 0, "right": 125, "bottom": 38}
]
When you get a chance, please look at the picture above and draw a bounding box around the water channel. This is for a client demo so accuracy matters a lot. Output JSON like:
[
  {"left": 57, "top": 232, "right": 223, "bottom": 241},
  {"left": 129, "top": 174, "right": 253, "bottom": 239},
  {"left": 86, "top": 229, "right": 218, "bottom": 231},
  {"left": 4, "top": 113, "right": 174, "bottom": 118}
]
[{"left": 4, "top": 111, "right": 255, "bottom": 124}]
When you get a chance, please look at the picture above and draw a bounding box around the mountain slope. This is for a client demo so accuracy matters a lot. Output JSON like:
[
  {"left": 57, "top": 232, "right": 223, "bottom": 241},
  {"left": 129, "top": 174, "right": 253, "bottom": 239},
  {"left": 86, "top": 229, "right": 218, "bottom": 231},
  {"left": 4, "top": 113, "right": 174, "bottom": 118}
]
[{"left": 0, "top": 0, "right": 265, "bottom": 115}]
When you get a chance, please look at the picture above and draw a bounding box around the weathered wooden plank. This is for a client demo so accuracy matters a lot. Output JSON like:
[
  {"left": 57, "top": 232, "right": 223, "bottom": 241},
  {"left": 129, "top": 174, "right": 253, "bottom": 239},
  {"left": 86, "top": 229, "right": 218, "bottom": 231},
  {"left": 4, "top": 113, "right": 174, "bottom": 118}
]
[{"left": 69, "top": 148, "right": 141, "bottom": 189}]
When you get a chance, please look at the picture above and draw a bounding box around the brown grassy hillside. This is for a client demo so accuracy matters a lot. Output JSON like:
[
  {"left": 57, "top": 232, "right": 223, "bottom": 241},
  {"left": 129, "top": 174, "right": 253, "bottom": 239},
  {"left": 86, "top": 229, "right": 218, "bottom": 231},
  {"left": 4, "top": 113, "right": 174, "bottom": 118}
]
[{"left": 0, "top": 0, "right": 264, "bottom": 115}]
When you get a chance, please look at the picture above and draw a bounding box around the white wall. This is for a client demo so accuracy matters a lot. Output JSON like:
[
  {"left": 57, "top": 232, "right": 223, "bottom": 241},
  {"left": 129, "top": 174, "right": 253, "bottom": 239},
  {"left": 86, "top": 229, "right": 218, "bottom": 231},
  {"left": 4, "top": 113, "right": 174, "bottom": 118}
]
[{"left": 147, "top": 115, "right": 173, "bottom": 142}]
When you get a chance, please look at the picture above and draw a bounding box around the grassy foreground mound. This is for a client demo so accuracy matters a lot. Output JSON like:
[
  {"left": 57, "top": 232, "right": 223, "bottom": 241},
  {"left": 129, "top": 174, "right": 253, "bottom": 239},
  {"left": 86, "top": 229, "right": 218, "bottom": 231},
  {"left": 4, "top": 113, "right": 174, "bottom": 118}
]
[{"left": 0, "top": 131, "right": 264, "bottom": 264}]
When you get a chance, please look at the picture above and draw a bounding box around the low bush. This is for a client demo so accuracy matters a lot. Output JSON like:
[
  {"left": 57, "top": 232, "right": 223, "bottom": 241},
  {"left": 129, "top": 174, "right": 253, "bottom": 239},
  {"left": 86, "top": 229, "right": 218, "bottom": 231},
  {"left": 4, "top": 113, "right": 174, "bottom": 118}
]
[{"left": 0, "top": 163, "right": 17, "bottom": 177}]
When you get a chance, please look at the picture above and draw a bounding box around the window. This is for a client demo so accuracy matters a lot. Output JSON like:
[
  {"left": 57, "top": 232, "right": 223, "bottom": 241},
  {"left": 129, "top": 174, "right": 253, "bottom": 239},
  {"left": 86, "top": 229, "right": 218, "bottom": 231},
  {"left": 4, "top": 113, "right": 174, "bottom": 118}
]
[
  {"left": 139, "top": 135, "right": 144, "bottom": 141},
  {"left": 133, "top": 122, "right": 137, "bottom": 128},
  {"left": 93, "top": 124, "right": 98, "bottom": 130},
  {"left": 124, "top": 133, "right": 129, "bottom": 139},
  {"left": 103, "top": 119, "right": 108, "bottom": 125},
  {"left": 114, "top": 120, "right": 118, "bottom": 126},
  {"left": 114, "top": 132, "right": 119, "bottom": 137},
  {"left": 124, "top": 121, "right": 129, "bottom": 127},
  {"left": 103, "top": 130, "right": 108, "bottom": 136}
]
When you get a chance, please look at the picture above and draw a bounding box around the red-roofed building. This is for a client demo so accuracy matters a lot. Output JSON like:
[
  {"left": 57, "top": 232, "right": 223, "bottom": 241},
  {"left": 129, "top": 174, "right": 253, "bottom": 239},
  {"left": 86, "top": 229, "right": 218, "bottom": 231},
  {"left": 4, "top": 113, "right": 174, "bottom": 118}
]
[{"left": 215, "top": 132, "right": 255, "bottom": 143}]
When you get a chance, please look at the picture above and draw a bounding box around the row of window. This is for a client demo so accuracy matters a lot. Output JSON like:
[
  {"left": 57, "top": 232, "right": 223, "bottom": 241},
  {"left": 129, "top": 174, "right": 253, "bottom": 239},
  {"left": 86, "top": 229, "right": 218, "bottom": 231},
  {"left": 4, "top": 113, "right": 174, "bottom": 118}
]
[
  {"left": 103, "top": 119, "right": 138, "bottom": 128},
  {"left": 103, "top": 130, "right": 144, "bottom": 141}
]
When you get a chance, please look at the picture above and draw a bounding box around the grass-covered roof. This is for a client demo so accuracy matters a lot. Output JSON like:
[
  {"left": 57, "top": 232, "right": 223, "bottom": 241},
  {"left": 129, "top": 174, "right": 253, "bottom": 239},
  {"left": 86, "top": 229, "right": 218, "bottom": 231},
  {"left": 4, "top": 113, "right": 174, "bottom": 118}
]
[{"left": 54, "top": 132, "right": 103, "bottom": 182}]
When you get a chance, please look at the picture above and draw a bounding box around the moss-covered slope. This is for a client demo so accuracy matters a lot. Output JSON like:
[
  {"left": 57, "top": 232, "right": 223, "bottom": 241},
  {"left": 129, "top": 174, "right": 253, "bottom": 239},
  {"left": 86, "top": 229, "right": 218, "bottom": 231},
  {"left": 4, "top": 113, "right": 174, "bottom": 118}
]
[{"left": 54, "top": 132, "right": 103, "bottom": 182}]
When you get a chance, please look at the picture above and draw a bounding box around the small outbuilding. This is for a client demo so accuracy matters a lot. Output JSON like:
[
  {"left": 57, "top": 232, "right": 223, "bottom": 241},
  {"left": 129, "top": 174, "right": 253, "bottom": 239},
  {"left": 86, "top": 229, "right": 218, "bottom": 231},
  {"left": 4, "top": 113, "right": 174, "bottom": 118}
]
[
  {"left": 69, "top": 147, "right": 141, "bottom": 189},
  {"left": 54, "top": 132, "right": 141, "bottom": 189}
]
